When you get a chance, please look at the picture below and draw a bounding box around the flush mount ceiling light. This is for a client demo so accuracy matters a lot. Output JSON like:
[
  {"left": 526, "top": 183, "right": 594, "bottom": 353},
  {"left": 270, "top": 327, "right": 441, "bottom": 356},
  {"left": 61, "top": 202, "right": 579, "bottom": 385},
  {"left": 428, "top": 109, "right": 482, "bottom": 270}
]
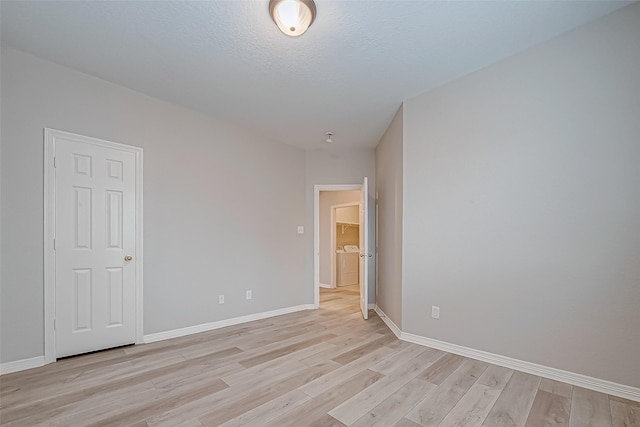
[{"left": 269, "top": 0, "right": 317, "bottom": 37}]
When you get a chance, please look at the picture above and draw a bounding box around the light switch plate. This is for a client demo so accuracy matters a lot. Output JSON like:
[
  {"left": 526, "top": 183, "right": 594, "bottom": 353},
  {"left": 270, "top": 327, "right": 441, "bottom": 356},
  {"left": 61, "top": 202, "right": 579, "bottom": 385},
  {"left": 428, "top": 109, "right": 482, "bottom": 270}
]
[{"left": 297, "top": 226, "right": 304, "bottom": 234}]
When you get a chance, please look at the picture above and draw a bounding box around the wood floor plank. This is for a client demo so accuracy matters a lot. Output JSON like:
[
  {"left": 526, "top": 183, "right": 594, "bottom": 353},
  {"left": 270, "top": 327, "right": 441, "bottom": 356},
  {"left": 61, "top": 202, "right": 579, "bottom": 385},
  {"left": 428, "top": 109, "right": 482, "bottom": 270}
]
[
  {"left": 91, "top": 380, "right": 228, "bottom": 427},
  {"left": 147, "top": 360, "right": 334, "bottom": 426},
  {"left": 151, "top": 361, "right": 244, "bottom": 390},
  {"left": 1, "top": 380, "right": 156, "bottom": 426},
  {"left": 331, "top": 334, "right": 398, "bottom": 365},
  {"left": 370, "top": 343, "right": 431, "bottom": 376},
  {"left": 298, "top": 345, "right": 397, "bottom": 397},
  {"left": 300, "top": 332, "right": 385, "bottom": 366},
  {"left": 174, "top": 418, "right": 203, "bottom": 427},
  {"left": 610, "top": 399, "right": 640, "bottom": 427},
  {"left": 197, "top": 361, "right": 342, "bottom": 426},
  {"left": 395, "top": 417, "right": 424, "bottom": 427},
  {"left": 222, "top": 356, "right": 307, "bottom": 387},
  {"left": 539, "top": 378, "right": 573, "bottom": 398},
  {"left": 238, "top": 333, "right": 338, "bottom": 368},
  {"left": 306, "top": 413, "right": 347, "bottom": 427},
  {"left": 439, "top": 382, "right": 503, "bottom": 427},
  {"left": 569, "top": 387, "right": 612, "bottom": 427},
  {"left": 328, "top": 356, "right": 431, "bottom": 425},
  {"left": 50, "top": 375, "right": 228, "bottom": 426},
  {"left": 482, "top": 371, "right": 541, "bottom": 427},
  {"left": 406, "top": 358, "right": 489, "bottom": 426},
  {"left": 413, "top": 347, "right": 446, "bottom": 364},
  {"left": 218, "top": 389, "right": 311, "bottom": 427},
  {"left": 524, "top": 390, "right": 571, "bottom": 427},
  {"left": 477, "top": 365, "right": 514, "bottom": 390},
  {"left": 2, "top": 353, "right": 188, "bottom": 410},
  {"left": 235, "top": 341, "right": 335, "bottom": 376},
  {"left": 265, "top": 369, "right": 384, "bottom": 427},
  {"left": 610, "top": 396, "right": 640, "bottom": 409},
  {"left": 416, "top": 352, "right": 464, "bottom": 385},
  {"left": 351, "top": 378, "right": 437, "bottom": 427}
]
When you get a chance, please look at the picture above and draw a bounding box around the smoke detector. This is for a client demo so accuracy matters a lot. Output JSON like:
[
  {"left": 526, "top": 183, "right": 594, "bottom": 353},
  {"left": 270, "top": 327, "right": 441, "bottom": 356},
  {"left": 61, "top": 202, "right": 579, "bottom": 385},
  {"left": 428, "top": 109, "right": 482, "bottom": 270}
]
[{"left": 325, "top": 132, "right": 334, "bottom": 143}]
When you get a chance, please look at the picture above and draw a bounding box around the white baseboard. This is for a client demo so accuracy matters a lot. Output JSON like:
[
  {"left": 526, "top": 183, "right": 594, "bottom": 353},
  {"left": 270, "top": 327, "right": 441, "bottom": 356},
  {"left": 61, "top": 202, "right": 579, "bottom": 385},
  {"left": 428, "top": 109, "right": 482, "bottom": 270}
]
[
  {"left": 374, "top": 305, "right": 402, "bottom": 338},
  {"left": 0, "top": 356, "right": 45, "bottom": 375},
  {"left": 143, "top": 304, "right": 315, "bottom": 344},
  {"left": 319, "top": 283, "right": 334, "bottom": 289},
  {"left": 374, "top": 306, "right": 639, "bottom": 402}
]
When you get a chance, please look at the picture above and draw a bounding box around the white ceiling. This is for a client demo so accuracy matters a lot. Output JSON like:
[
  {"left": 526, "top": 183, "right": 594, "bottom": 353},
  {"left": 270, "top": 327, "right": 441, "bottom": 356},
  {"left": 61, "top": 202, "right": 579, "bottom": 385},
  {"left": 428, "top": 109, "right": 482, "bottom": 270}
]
[{"left": 0, "top": 1, "right": 631, "bottom": 149}]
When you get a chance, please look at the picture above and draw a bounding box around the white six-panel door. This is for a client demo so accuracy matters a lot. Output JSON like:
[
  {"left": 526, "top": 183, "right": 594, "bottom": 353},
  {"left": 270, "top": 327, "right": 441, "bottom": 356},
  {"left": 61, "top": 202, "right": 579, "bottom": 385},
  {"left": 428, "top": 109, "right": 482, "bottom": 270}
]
[{"left": 54, "top": 134, "right": 138, "bottom": 358}]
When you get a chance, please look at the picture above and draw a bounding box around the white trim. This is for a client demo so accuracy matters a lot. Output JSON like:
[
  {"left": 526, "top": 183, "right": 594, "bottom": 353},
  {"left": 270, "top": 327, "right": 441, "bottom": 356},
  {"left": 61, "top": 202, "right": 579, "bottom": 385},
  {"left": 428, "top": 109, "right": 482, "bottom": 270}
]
[
  {"left": 314, "top": 184, "right": 362, "bottom": 309},
  {"left": 330, "top": 206, "right": 336, "bottom": 287},
  {"left": 44, "top": 131, "right": 56, "bottom": 364},
  {"left": 144, "top": 304, "right": 315, "bottom": 344},
  {"left": 44, "top": 129, "right": 144, "bottom": 364},
  {"left": 373, "top": 305, "right": 640, "bottom": 402},
  {"left": 134, "top": 145, "right": 144, "bottom": 346},
  {"left": 374, "top": 305, "right": 402, "bottom": 338},
  {"left": 0, "top": 357, "right": 45, "bottom": 375},
  {"left": 401, "top": 332, "right": 640, "bottom": 402},
  {"left": 319, "top": 283, "right": 334, "bottom": 289}
]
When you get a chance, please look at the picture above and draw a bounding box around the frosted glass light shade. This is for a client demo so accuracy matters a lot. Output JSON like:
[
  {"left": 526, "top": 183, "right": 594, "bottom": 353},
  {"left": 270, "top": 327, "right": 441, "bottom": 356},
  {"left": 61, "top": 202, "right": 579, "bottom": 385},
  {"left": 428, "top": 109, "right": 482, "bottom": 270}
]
[{"left": 269, "top": 0, "right": 317, "bottom": 37}]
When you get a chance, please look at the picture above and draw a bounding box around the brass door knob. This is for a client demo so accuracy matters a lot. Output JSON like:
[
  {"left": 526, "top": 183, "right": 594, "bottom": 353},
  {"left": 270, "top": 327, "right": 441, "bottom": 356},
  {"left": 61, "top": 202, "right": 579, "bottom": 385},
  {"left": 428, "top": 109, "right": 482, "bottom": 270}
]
[{"left": 124, "top": 255, "right": 133, "bottom": 261}]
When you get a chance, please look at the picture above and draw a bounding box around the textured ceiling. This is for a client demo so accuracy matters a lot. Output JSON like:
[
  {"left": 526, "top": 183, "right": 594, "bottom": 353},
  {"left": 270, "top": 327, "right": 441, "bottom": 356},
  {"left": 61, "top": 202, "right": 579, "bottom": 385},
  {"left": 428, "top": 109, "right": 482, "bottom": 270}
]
[{"left": 0, "top": 1, "right": 631, "bottom": 149}]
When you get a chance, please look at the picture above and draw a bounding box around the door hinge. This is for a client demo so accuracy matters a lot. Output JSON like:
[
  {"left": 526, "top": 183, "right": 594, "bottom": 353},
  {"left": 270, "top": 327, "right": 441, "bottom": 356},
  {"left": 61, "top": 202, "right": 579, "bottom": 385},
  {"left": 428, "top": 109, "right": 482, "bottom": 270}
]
[
  {"left": 53, "top": 238, "right": 56, "bottom": 250},
  {"left": 53, "top": 157, "right": 57, "bottom": 168},
  {"left": 53, "top": 319, "right": 56, "bottom": 330}
]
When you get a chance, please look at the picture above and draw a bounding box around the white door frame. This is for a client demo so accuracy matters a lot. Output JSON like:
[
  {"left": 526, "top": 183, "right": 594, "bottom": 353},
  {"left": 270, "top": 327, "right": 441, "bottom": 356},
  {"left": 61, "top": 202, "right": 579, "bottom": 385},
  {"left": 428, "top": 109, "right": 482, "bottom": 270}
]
[
  {"left": 330, "top": 201, "right": 361, "bottom": 288},
  {"left": 314, "top": 184, "right": 362, "bottom": 308},
  {"left": 43, "top": 128, "right": 144, "bottom": 364}
]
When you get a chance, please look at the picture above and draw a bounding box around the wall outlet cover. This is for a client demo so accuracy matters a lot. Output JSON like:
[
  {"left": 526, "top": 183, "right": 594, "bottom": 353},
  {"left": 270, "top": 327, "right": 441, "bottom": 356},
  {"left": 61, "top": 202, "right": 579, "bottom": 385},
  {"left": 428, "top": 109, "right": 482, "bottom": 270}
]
[{"left": 431, "top": 305, "right": 440, "bottom": 319}]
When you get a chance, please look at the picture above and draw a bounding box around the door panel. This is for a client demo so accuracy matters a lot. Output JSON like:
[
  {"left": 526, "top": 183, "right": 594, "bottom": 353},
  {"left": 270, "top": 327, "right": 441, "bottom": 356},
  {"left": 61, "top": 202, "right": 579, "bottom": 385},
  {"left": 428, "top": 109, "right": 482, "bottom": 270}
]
[
  {"left": 72, "top": 269, "right": 92, "bottom": 331},
  {"left": 55, "top": 137, "right": 137, "bottom": 358},
  {"left": 359, "top": 177, "right": 369, "bottom": 319},
  {"left": 106, "top": 267, "right": 124, "bottom": 326},
  {"left": 73, "top": 187, "right": 92, "bottom": 249},
  {"left": 106, "top": 191, "right": 123, "bottom": 249}
]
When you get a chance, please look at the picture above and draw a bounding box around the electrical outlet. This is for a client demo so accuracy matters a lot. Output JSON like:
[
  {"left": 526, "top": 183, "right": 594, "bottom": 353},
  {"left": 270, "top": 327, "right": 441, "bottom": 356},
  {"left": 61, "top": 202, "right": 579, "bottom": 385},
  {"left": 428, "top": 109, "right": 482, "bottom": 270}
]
[
  {"left": 246, "top": 290, "right": 252, "bottom": 300},
  {"left": 297, "top": 226, "right": 304, "bottom": 234},
  {"left": 219, "top": 295, "right": 225, "bottom": 304},
  {"left": 431, "top": 305, "right": 440, "bottom": 319}
]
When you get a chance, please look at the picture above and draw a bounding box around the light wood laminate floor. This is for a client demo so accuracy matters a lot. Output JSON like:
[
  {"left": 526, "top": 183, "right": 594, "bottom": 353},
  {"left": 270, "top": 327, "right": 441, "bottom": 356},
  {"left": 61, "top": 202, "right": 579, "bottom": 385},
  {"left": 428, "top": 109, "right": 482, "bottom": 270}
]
[{"left": 1, "top": 285, "right": 638, "bottom": 426}]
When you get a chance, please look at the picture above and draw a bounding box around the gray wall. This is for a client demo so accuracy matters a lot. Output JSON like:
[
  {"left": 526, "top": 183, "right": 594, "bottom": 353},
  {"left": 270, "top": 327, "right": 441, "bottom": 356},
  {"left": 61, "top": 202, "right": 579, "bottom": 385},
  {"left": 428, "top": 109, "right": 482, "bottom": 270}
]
[
  {"left": 305, "top": 149, "right": 376, "bottom": 304},
  {"left": 402, "top": 4, "right": 640, "bottom": 387},
  {"left": 319, "top": 190, "right": 360, "bottom": 286},
  {"left": 0, "top": 48, "right": 307, "bottom": 363},
  {"left": 374, "top": 106, "right": 404, "bottom": 328}
]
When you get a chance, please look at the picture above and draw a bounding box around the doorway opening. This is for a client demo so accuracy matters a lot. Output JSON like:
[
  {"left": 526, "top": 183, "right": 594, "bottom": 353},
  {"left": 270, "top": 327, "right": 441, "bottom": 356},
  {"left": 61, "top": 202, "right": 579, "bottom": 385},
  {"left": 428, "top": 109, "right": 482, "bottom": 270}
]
[
  {"left": 321, "top": 196, "right": 361, "bottom": 314},
  {"left": 313, "top": 180, "right": 370, "bottom": 319},
  {"left": 332, "top": 203, "right": 360, "bottom": 290}
]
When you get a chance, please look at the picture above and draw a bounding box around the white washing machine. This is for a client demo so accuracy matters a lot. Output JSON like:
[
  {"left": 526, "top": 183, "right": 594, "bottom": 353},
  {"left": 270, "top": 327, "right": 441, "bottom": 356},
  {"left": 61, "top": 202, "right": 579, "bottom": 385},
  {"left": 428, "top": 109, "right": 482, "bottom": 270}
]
[{"left": 336, "top": 245, "right": 359, "bottom": 286}]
